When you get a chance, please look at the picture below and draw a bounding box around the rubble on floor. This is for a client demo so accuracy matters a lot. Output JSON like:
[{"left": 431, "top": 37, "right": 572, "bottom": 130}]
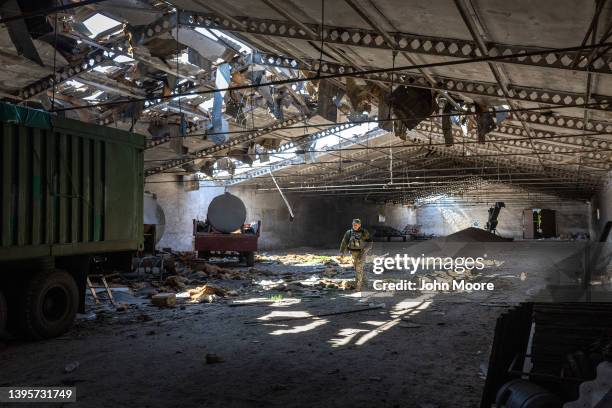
[
  {"left": 257, "top": 253, "right": 349, "bottom": 267},
  {"left": 443, "top": 227, "right": 513, "bottom": 242},
  {"left": 90, "top": 250, "right": 356, "bottom": 315}
]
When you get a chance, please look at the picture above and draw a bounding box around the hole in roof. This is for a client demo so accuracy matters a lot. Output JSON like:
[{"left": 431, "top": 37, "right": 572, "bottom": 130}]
[
  {"left": 83, "top": 13, "right": 121, "bottom": 38},
  {"left": 114, "top": 55, "right": 134, "bottom": 63}
]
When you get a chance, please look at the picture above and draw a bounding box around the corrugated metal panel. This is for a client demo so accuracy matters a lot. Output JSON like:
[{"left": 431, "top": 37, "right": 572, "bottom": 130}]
[{"left": 0, "top": 115, "right": 144, "bottom": 261}]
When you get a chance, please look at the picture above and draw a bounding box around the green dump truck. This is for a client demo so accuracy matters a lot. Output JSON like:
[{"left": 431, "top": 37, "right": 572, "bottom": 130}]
[{"left": 0, "top": 103, "right": 144, "bottom": 339}]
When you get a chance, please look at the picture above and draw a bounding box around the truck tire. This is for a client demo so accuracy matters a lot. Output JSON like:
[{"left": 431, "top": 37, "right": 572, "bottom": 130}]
[
  {"left": 245, "top": 252, "right": 255, "bottom": 267},
  {"left": 0, "top": 289, "right": 7, "bottom": 339},
  {"left": 20, "top": 270, "right": 78, "bottom": 340}
]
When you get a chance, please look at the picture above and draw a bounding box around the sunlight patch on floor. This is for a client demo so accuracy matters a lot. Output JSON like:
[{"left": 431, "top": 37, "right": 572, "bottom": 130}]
[{"left": 270, "top": 319, "right": 328, "bottom": 335}]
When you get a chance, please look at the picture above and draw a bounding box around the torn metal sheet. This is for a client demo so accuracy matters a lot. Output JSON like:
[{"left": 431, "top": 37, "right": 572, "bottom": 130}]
[
  {"left": 441, "top": 102, "right": 453, "bottom": 146},
  {"left": 208, "top": 62, "right": 231, "bottom": 144},
  {"left": 228, "top": 146, "right": 254, "bottom": 166},
  {"left": 259, "top": 138, "right": 282, "bottom": 150},
  {"left": 317, "top": 79, "right": 340, "bottom": 122},
  {"left": 0, "top": 0, "right": 43, "bottom": 65},
  {"left": 475, "top": 103, "right": 496, "bottom": 143},
  {"left": 187, "top": 47, "right": 212, "bottom": 72},
  {"left": 345, "top": 77, "right": 374, "bottom": 115},
  {"left": 148, "top": 122, "right": 179, "bottom": 139},
  {"left": 377, "top": 90, "right": 393, "bottom": 132},
  {"left": 391, "top": 86, "right": 434, "bottom": 133},
  {"left": 171, "top": 26, "right": 227, "bottom": 62},
  {"left": 198, "top": 159, "right": 215, "bottom": 177},
  {"left": 217, "top": 157, "right": 235, "bottom": 175}
]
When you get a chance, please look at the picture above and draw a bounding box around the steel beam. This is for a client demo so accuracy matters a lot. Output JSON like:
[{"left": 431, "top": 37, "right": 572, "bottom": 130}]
[
  {"left": 177, "top": 11, "right": 612, "bottom": 76},
  {"left": 17, "top": 45, "right": 123, "bottom": 100},
  {"left": 225, "top": 124, "right": 376, "bottom": 183},
  {"left": 514, "top": 111, "right": 612, "bottom": 133},
  {"left": 249, "top": 52, "right": 612, "bottom": 112},
  {"left": 145, "top": 114, "right": 311, "bottom": 176}
]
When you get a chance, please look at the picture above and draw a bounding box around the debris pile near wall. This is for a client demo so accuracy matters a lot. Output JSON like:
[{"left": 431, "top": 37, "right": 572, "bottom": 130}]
[{"left": 443, "top": 227, "right": 513, "bottom": 242}]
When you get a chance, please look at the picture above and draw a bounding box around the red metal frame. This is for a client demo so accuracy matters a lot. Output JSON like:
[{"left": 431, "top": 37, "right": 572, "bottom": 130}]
[{"left": 193, "top": 220, "right": 261, "bottom": 253}]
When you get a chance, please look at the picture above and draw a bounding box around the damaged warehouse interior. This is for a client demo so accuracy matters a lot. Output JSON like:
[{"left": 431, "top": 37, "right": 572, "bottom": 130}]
[{"left": 1, "top": 0, "right": 612, "bottom": 406}]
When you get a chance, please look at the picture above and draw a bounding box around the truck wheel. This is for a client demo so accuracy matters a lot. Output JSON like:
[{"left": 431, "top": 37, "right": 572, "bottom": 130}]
[
  {"left": 20, "top": 270, "right": 78, "bottom": 340},
  {"left": 0, "top": 289, "right": 7, "bottom": 339},
  {"left": 245, "top": 252, "right": 255, "bottom": 267}
]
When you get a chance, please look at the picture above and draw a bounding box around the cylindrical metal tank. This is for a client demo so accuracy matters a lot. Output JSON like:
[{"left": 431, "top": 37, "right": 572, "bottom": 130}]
[
  {"left": 143, "top": 192, "right": 166, "bottom": 244},
  {"left": 207, "top": 192, "right": 246, "bottom": 233}
]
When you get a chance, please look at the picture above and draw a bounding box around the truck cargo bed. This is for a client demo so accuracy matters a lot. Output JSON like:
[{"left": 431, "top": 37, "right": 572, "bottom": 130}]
[{"left": 0, "top": 105, "right": 145, "bottom": 262}]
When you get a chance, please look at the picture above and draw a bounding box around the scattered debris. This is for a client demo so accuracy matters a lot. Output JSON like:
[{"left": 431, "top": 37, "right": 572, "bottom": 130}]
[
  {"left": 187, "top": 284, "right": 228, "bottom": 303},
  {"left": 115, "top": 302, "right": 129, "bottom": 312},
  {"left": 443, "top": 227, "right": 513, "bottom": 242},
  {"left": 151, "top": 293, "right": 176, "bottom": 308},
  {"left": 64, "top": 361, "right": 80, "bottom": 373},
  {"left": 164, "top": 275, "right": 188, "bottom": 290}
]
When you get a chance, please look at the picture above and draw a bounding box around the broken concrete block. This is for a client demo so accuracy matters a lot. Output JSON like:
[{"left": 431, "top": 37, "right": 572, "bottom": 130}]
[
  {"left": 151, "top": 293, "right": 176, "bottom": 307},
  {"left": 164, "top": 275, "right": 187, "bottom": 290}
]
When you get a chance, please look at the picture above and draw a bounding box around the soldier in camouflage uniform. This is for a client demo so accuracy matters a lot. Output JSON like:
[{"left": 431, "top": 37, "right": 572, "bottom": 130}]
[{"left": 340, "top": 218, "right": 373, "bottom": 291}]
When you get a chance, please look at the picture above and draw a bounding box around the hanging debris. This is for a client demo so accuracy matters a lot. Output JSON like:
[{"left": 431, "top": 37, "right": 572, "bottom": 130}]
[
  {"left": 475, "top": 103, "right": 496, "bottom": 143},
  {"left": 317, "top": 79, "right": 342, "bottom": 122},
  {"left": 441, "top": 101, "right": 454, "bottom": 146},
  {"left": 217, "top": 157, "right": 236, "bottom": 176},
  {"left": 228, "top": 145, "right": 254, "bottom": 166},
  {"left": 345, "top": 77, "right": 376, "bottom": 117},
  {"left": 390, "top": 86, "right": 434, "bottom": 140},
  {"left": 199, "top": 160, "right": 216, "bottom": 177},
  {"left": 208, "top": 63, "right": 231, "bottom": 144}
]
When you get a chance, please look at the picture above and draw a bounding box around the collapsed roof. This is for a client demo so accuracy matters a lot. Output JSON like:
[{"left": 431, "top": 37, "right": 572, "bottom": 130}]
[{"left": 1, "top": 0, "right": 611, "bottom": 203}]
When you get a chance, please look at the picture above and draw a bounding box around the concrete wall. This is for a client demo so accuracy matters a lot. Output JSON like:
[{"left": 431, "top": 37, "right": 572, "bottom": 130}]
[
  {"left": 146, "top": 176, "right": 415, "bottom": 251},
  {"left": 145, "top": 174, "right": 224, "bottom": 251},
  {"left": 591, "top": 171, "right": 612, "bottom": 242},
  {"left": 229, "top": 187, "right": 415, "bottom": 249},
  {"left": 146, "top": 175, "right": 593, "bottom": 248},
  {"left": 415, "top": 186, "right": 590, "bottom": 239}
]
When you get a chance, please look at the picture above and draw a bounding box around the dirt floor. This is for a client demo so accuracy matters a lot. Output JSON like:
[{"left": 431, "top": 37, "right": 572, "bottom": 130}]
[{"left": 1, "top": 241, "right": 610, "bottom": 408}]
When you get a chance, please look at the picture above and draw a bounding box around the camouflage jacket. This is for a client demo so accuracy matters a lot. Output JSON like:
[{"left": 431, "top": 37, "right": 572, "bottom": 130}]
[{"left": 340, "top": 228, "right": 372, "bottom": 252}]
